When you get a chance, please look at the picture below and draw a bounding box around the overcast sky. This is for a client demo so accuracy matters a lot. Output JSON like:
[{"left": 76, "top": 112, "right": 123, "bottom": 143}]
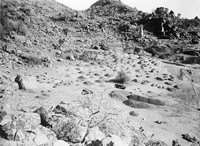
[{"left": 56, "top": 0, "right": 200, "bottom": 19}]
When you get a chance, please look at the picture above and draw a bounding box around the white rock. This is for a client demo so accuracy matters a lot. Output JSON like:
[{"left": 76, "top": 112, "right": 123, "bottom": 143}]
[
  {"left": 3, "top": 103, "right": 12, "bottom": 112},
  {"left": 34, "top": 133, "right": 49, "bottom": 145},
  {"left": 84, "top": 126, "right": 105, "bottom": 142},
  {"left": 53, "top": 140, "right": 70, "bottom": 146},
  {"left": 0, "top": 114, "right": 12, "bottom": 126},
  {"left": 101, "top": 135, "right": 129, "bottom": 146},
  {"left": 111, "top": 135, "right": 129, "bottom": 146}
]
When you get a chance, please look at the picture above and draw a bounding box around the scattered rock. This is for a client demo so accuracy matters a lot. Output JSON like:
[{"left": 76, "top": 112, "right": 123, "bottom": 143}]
[
  {"left": 141, "top": 80, "right": 150, "bottom": 85},
  {"left": 129, "top": 111, "right": 138, "bottom": 116},
  {"left": 172, "top": 139, "right": 181, "bottom": 146},
  {"left": 145, "top": 140, "right": 168, "bottom": 146},
  {"left": 155, "top": 77, "right": 164, "bottom": 81},
  {"left": 127, "top": 94, "right": 165, "bottom": 106},
  {"left": 173, "top": 85, "right": 179, "bottom": 89},
  {"left": 83, "top": 81, "right": 95, "bottom": 85},
  {"left": 132, "top": 79, "right": 138, "bottom": 83},
  {"left": 164, "top": 82, "right": 172, "bottom": 85},
  {"left": 101, "top": 135, "right": 129, "bottom": 146},
  {"left": 115, "top": 84, "right": 126, "bottom": 89},
  {"left": 154, "top": 120, "right": 166, "bottom": 124},
  {"left": 109, "top": 90, "right": 130, "bottom": 101},
  {"left": 14, "top": 75, "right": 26, "bottom": 90},
  {"left": 78, "top": 75, "right": 87, "bottom": 81},
  {"left": 55, "top": 51, "right": 62, "bottom": 55},
  {"left": 82, "top": 88, "right": 94, "bottom": 95},
  {"left": 123, "top": 99, "right": 151, "bottom": 108},
  {"left": 57, "top": 58, "right": 65, "bottom": 62},
  {"left": 167, "top": 87, "right": 174, "bottom": 92},
  {"left": 91, "top": 45, "right": 100, "bottom": 50},
  {"left": 66, "top": 55, "right": 75, "bottom": 61},
  {"left": 86, "top": 139, "right": 102, "bottom": 146},
  {"left": 181, "top": 133, "right": 199, "bottom": 143},
  {"left": 104, "top": 73, "right": 113, "bottom": 78}
]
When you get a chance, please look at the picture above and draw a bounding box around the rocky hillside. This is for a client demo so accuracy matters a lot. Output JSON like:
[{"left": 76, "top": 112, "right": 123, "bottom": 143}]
[
  {"left": 0, "top": 0, "right": 200, "bottom": 146},
  {"left": 1, "top": 0, "right": 200, "bottom": 69},
  {"left": 1, "top": 0, "right": 138, "bottom": 68}
]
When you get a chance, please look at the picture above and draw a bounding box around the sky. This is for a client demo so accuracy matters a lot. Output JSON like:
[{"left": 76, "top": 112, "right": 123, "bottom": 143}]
[{"left": 55, "top": 0, "right": 200, "bottom": 19}]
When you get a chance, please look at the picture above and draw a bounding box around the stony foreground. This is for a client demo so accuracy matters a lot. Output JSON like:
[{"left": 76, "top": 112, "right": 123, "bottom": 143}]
[{"left": 0, "top": 51, "right": 200, "bottom": 146}]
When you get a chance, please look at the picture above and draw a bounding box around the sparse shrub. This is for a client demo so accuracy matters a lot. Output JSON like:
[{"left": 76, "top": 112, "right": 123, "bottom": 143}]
[{"left": 112, "top": 71, "right": 130, "bottom": 84}]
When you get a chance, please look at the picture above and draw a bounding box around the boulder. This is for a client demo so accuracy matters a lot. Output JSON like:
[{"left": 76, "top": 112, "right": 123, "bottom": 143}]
[
  {"left": 14, "top": 75, "right": 26, "bottom": 90},
  {"left": 84, "top": 126, "right": 106, "bottom": 143},
  {"left": 101, "top": 135, "right": 129, "bottom": 146},
  {"left": 86, "top": 140, "right": 102, "bottom": 146},
  {"left": 0, "top": 109, "right": 7, "bottom": 122},
  {"left": 191, "top": 37, "right": 199, "bottom": 44},
  {"left": 33, "top": 125, "right": 57, "bottom": 145},
  {"left": 181, "top": 56, "right": 200, "bottom": 64},
  {"left": 99, "top": 43, "right": 109, "bottom": 51},
  {"left": 34, "top": 105, "right": 53, "bottom": 127},
  {"left": 114, "top": 84, "right": 126, "bottom": 89},
  {"left": 109, "top": 90, "right": 130, "bottom": 101},
  {"left": 0, "top": 112, "right": 57, "bottom": 145},
  {"left": 81, "top": 88, "right": 94, "bottom": 95},
  {"left": 37, "top": 104, "right": 88, "bottom": 143},
  {"left": 123, "top": 99, "right": 151, "bottom": 108},
  {"left": 145, "top": 140, "right": 168, "bottom": 146},
  {"left": 53, "top": 140, "right": 70, "bottom": 146},
  {"left": 3, "top": 44, "right": 17, "bottom": 54},
  {"left": 91, "top": 45, "right": 100, "bottom": 50},
  {"left": 13, "top": 34, "right": 27, "bottom": 43},
  {"left": 66, "top": 55, "right": 75, "bottom": 61},
  {"left": 127, "top": 94, "right": 165, "bottom": 106}
]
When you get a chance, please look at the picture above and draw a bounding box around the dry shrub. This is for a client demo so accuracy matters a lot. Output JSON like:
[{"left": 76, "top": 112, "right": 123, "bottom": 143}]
[{"left": 113, "top": 71, "right": 130, "bottom": 84}]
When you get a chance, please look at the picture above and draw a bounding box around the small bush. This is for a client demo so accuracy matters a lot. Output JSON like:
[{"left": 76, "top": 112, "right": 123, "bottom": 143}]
[{"left": 113, "top": 71, "right": 130, "bottom": 84}]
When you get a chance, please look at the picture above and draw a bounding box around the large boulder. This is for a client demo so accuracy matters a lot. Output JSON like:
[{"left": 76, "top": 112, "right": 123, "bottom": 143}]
[
  {"left": 123, "top": 99, "right": 151, "bottom": 108},
  {"left": 0, "top": 112, "right": 56, "bottom": 145},
  {"left": 53, "top": 140, "right": 70, "bottom": 146},
  {"left": 84, "top": 126, "right": 106, "bottom": 143},
  {"left": 109, "top": 90, "right": 130, "bottom": 101},
  {"left": 127, "top": 94, "right": 165, "bottom": 106},
  {"left": 101, "top": 135, "right": 129, "bottom": 146},
  {"left": 145, "top": 44, "right": 172, "bottom": 59},
  {"left": 36, "top": 104, "right": 88, "bottom": 143},
  {"left": 86, "top": 134, "right": 129, "bottom": 146}
]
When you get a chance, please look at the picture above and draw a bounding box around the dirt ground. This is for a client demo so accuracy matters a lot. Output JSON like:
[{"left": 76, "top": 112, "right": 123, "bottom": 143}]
[{"left": 1, "top": 50, "right": 200, "bottom": 146}]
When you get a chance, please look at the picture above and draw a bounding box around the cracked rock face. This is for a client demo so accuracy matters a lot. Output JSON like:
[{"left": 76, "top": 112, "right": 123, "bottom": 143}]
[
  {"left": 36, "top": 104, "right": 88, "bottom": 143},
  {"left": 0, "top": 112, "right": 57, "bottom": 145}
]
